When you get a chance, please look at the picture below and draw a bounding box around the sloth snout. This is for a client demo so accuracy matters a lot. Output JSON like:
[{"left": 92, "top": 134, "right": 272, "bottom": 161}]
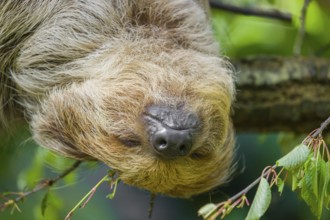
[
  {"left": 151, "top": 126, "right": 193, "bottom": 158},
  {"left": 143, "top": 105, "right": 200, "bottom": 159}
]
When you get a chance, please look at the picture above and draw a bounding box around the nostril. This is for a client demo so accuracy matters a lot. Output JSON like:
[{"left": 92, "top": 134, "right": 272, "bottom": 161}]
[
  {"left": 155, "top": 137, "right": 167, "bottom": 150},
  {"left": 152, "top": 129, "right": 168, "bottom": 151}
]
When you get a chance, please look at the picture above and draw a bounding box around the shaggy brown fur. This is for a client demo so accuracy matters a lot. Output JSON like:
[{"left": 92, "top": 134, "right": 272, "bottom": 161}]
[{"left": 0, "top": 0, "right": 235, "bottom": 198}]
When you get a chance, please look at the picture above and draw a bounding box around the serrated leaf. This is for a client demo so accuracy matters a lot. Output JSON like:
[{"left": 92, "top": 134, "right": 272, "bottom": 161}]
[
  {"left": 300, "top": 157, "right": 330, "bottom": 219},
  {"left": 41, "top": 191, "right": 49, "bottom": 216},
  {"left": 245, "top": 177, "right": 271, "bottom": 220},
  {"left": 315, "top": 159, "right": 329, "bottom": 216},
  {"left": 198, "top": 203, "right": 217, "bottom": 219},
  {"left": 325, "top": 162, "right": 330, "bottom": 209},
  {"left": 276, "top": 143, "right": 310, "bottom": 170},
  {"left": 301, "top": 160, "right": 318, "bottom": 215}
]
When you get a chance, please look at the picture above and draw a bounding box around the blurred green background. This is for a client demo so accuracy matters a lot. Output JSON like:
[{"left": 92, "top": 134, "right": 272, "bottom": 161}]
[
  {"left": 1, "top": 0, "right": 329, "bottom": 219},
  {"left": 212, "top": 0, "right": 330, "bottom": 58}
]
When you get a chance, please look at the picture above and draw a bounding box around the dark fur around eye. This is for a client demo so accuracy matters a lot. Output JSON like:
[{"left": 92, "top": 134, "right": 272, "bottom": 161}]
[
  {"left": 190, "top": 149, "right": 211, "bottom": 160},
  {"left": 118, "top": 137, "right": 141, "bottom": 147}
]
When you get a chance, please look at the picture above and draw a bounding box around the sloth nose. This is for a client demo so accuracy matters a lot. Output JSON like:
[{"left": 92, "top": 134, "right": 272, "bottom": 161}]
[
  {"left": 152, "top": 127, "right": 192, "bottom": 158},
  {"left": 144, "top": 105, "right": 200, "bottom": 159}
]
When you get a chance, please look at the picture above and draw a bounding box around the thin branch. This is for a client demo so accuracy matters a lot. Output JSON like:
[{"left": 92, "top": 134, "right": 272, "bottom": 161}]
[
  {"left": 209, "top": 0, "right": 292, "bottom": 22},
  {"left": 311, "top": 116, "right": 330, "bottom": 138},
  {"left": 0, "top": 160, "right": 82, "bottom": 211},
  {"left": 64, "top": 173, "right": 112, "bottom": 220},
  {"left": 148, "top": 193, "right": 156, "bottom": 219},
  {"left": 228, "top": 165, "right": 277, "bottom": 203},
  {"left": 293, "top": 0, "right": 311, "bottom": 55}
]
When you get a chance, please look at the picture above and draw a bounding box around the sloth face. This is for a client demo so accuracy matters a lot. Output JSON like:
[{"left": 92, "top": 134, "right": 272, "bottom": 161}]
[{"left": 31, "top": 49, "right": 235, "bottom": 198}]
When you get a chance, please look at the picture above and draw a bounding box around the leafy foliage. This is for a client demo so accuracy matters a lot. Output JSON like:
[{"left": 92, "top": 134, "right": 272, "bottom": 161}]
[
  {"left": 198, "top": 127, "right": 330, "bottom": 220},
  {"left": 276, "top": 136, "right": 330, "bottom": 219}
]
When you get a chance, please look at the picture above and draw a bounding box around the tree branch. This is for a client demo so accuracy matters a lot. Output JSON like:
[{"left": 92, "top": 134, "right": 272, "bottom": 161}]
[
  {"left": 293, "top": 0, "right": 311, "bottom": 55},
  {"left": 310, "top": 116, "right": 330, "bottom": 138},
  {"left": 227, "top": 165, "right": 277, "bottom": 203},
  {"left": 209, "top": 0, "right": 292, "bottom": 22},
  {"left": 233, "top": 56, "right": 330, "bottom": 132},
  {"left": 0, "top": 161, "right": 82, "bottom": 211}
]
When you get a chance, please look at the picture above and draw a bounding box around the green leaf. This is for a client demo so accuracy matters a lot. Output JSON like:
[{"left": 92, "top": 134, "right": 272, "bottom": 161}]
[
  {"left": 35, "top": 191, "right": 63, "bottom": 220},
  {"left": 198, "top": 203, "right": 217, "bottom": 219},
  {"left": 276, "top": 143, "right": 310, "bottom": 170},
  {"left": 301, "top": 160, "right": 318, "bottom": 217},
  {"left": 291, "top": 173, "right": 299, "bottom": 191},
  {"left": 325, "top": 162, "right": 330, "bottom": 209},
  {"left": 276, "top": 177, "right": 285, "bottom": 195},
  {"left": 245, "top": 177, "right": 272, "bottom": 220},
  {"left": 300, "top": 157, "right": 330, "bottom": 219},
  {"left": 315, "top": 159, "right": 329, "bottom": 216},
  {"left": 41, "top": 191, "right": 49, "bottom": 216}
]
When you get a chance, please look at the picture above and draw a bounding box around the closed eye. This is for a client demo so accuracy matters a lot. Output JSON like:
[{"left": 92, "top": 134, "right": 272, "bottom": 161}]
[
  {"left": 117, "top": 134, "right": 141, "bottom": 147},
  {"left": 190, "top": 148, "right": 211, "bottom": 160}
]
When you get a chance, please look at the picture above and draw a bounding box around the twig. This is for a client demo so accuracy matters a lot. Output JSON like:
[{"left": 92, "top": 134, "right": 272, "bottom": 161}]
[
  {"left": 228, "top": 165, "right": 277, "bottom": 203},
  {"left": 148, "top": 193, "right": 156, "bottom": 219},
  {"left": 64, "top": 173, "right": 112, "bottom": 220},
  {"left": 0, "top": 160, "right": 82, "bottom": 211},
  {"left": 209, "top": 0, "right": 292, "bottom": 22},
  {"left": 311, "top": 116, "right": 330, "bottom": 138},
  {"left": 293, "top": 0, "right": 311, "bottom": 56}
]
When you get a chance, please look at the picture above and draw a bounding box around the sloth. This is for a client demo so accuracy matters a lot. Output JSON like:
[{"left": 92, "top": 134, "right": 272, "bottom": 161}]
[{"left": 0, "top": 0, "right": 235, "bottom": 198}]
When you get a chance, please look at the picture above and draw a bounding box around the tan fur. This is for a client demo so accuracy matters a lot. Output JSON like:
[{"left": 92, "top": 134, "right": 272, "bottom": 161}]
[{"left": 0, "top": 0, "right": 235, "bottom": 198}]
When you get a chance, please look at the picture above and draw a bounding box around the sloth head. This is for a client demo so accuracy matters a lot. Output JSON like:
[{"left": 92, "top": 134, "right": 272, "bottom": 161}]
[{"left": 31, "top": 47, "right": 235, "bottom": 198}]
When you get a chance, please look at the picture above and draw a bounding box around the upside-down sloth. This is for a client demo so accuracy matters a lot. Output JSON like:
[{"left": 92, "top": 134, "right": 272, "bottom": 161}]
[{"left": 0, "top": 0, "right": 235, "bottom": 198}]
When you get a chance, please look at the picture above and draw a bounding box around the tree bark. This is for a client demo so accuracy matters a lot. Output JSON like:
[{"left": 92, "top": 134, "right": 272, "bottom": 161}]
[{"left": 233, "top": 56, "right": 330, "bottom": 133}]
